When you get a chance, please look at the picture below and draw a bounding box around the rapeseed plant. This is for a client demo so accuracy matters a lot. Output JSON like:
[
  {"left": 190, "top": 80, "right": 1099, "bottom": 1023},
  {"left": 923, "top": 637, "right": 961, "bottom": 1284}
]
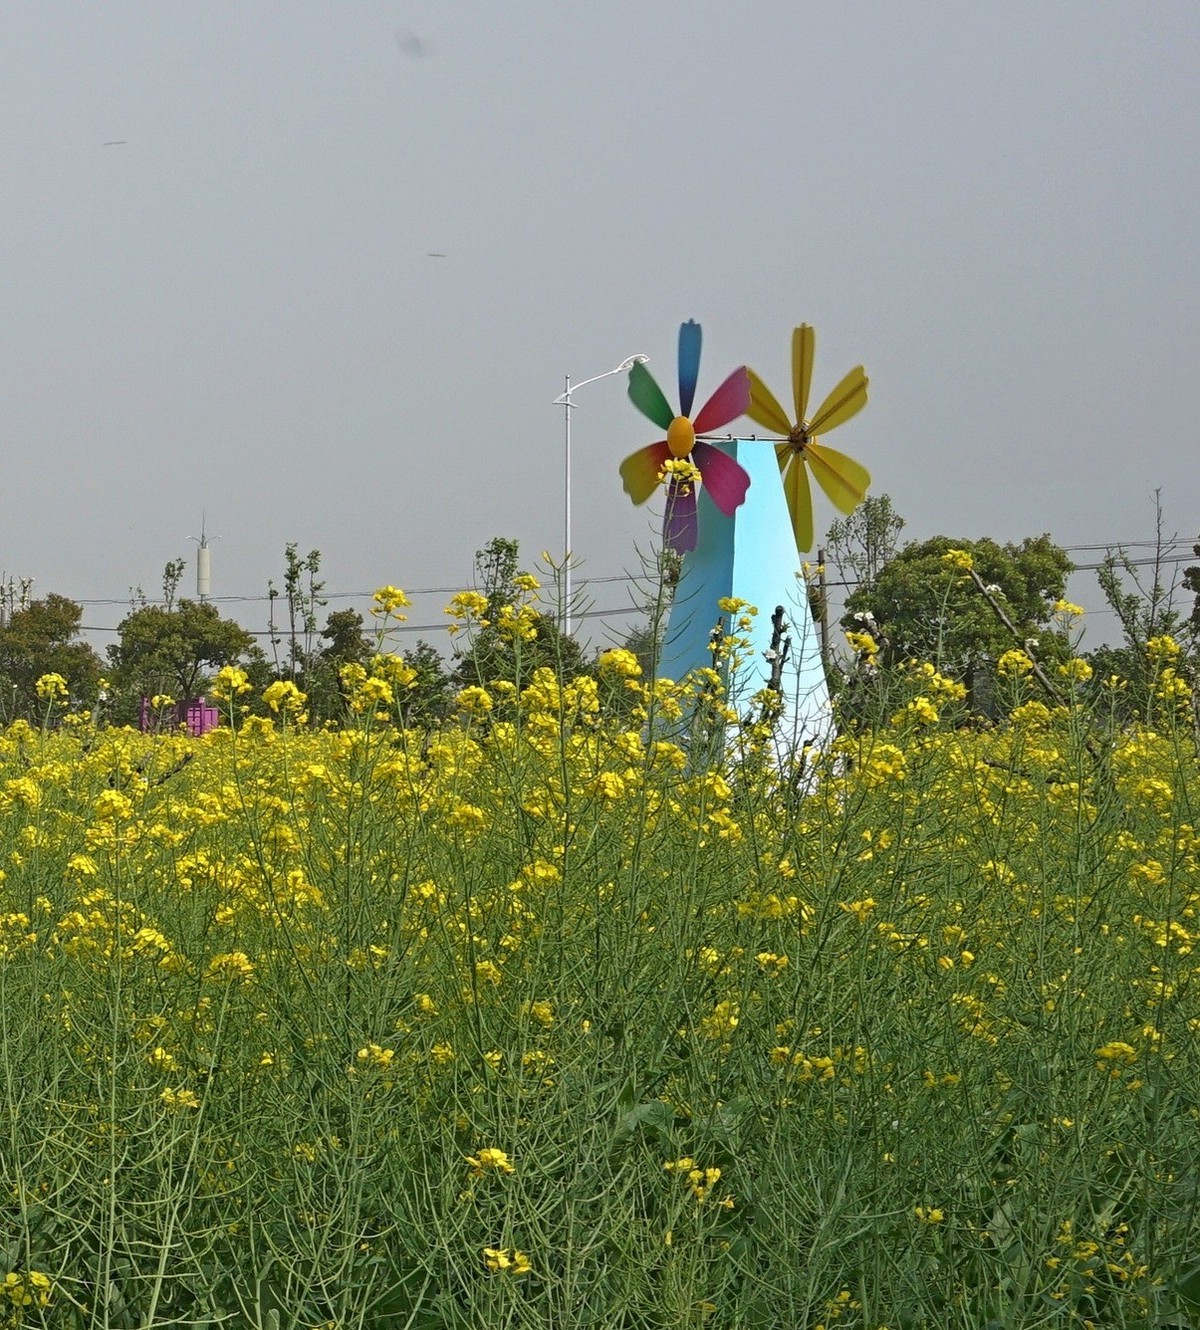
[{"left": 0, "top": 633, "right": 1196, "bottom": 1327}]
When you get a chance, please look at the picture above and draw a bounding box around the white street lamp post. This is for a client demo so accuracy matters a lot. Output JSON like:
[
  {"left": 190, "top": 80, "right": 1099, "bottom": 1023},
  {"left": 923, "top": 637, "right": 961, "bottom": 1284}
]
[{"left": 553, "top": 354, "right": 648, "bottom": 636}]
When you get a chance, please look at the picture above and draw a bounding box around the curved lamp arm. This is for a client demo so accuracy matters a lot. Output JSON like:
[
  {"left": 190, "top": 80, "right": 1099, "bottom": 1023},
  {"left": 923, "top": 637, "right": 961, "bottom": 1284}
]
[
  {"left": 553, "top": 354, "right": 649, "bottom": 406},
  {"left": 553, "top": 354, "right": 649, "bottom": 634}
]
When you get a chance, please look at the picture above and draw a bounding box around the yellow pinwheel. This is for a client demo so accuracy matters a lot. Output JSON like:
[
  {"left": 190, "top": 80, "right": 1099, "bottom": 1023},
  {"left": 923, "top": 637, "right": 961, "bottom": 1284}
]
[{"left": 746, "top": 324, "right": 871, "bottom": 552}]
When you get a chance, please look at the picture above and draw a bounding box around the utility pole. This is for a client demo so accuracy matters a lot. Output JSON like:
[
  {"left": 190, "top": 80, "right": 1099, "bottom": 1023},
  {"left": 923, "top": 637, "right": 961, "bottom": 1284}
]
[{"left": 816, "top": 546, "right": 831, "bottom": 674}]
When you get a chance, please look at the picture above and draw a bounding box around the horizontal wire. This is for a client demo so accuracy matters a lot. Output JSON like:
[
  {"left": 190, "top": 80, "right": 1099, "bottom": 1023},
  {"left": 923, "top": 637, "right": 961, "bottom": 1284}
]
[{"left": 6, "top": 535, "right": 1197, "bottom": 645}]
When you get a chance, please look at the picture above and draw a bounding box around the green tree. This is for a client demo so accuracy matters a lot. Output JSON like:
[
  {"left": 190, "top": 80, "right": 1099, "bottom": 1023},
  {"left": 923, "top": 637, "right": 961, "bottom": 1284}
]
[
  {"left": 475, "top": 536, "right": 520, "bottom": 619},
  {"left": 1184, "top": 542, "right": 1200, "bottom": 639},
  {"left": 840, "top": 533, "right": 1073, "bottom": 712},
  {"left": 0, "top": 594, "right": 103, "bottom": 721},
  {"left": 825, "top": 492, "right": 906, "bottom": 589},
  {"left": 108, "top": 600, "right": 260, "bottom": 720},
  {"left": 320, "top": 608, "right": 372, "bottom": 668},
  {"left": 1089, "top": 507, "right": 1194, "bottom": 717},
  {"left": 288, "top": 608, "right": 371, "bottom": 724},
  {"left": 451, "top": 537, "right": 587, "bottom": 688},
  {"left": 268, "top": 544, "right": 326, "bottom": 682},
  {"left": 399, "top": 640, "right": 452, "bottom": 725}
]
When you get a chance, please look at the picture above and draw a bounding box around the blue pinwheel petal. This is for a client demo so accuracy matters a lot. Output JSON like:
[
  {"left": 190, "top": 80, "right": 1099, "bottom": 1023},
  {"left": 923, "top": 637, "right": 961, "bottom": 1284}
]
[{"left": 677, "top": 320, "right": 702, "bottom": 419}]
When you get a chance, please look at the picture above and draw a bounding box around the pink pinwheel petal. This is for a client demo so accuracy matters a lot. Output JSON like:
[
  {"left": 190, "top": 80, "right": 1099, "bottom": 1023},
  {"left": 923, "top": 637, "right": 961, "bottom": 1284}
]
[
  {"left": 664, "top": 478, "right": 698, "bottom": 553},
  {"left": 619, "top": 441, "right": 671, "bottom": 505},
  {"left": 693, "top": 441, "right": 751, "bottom": 517},
  {"left": 692, "top": 367, "right": 751, "bottom": 434}
]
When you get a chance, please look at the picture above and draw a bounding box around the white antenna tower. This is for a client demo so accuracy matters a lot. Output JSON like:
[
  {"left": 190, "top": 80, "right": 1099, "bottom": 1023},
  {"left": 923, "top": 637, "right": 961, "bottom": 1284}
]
[{"left": 189, "top": 514, "right": 219, "bottom": 602}]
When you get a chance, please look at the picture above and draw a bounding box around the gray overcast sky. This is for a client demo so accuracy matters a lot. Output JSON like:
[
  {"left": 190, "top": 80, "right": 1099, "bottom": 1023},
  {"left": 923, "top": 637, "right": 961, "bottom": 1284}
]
[{"left": 3, "top": 3, "right": 1198, "bottom": 649}]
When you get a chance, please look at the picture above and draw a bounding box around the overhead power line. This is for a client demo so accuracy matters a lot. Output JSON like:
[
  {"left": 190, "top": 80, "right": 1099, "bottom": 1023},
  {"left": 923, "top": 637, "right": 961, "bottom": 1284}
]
[{"left": 11, "top": 529, "right": 1200, "bottom": 617}]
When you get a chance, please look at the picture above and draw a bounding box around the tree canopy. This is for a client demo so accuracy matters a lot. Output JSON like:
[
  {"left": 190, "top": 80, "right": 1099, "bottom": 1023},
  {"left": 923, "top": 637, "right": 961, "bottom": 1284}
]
[
  {"left": 0, "top": 594, "right": 103, "bottom": 721},
  {"left": 108, "top": 599, "right": 259, "bottom": 709},
  {"left": 841, "top": 533, "right": 1074, "bottom": 682},
  {"left": 450, "top": 537, "right": 587, "bottom": 689}
]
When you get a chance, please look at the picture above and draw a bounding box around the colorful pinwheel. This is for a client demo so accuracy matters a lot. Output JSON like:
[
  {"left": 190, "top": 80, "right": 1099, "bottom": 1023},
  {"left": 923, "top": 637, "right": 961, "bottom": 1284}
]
[
  {"left": 619, "top": 321, "right": 751, "bottom": 553},
  {"left": 746, "top": 325, "right": 870, "bottom": 552}
]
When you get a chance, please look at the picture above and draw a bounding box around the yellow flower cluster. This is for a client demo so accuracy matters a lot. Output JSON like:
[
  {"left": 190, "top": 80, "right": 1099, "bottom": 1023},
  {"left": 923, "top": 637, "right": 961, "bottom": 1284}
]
[
  {"left": 211, "top": 666, "right": 251, "bottom": 701},
  {"left": 263, "top": 679, "right": 307, "bottom": 715},
  {"left": 495, "top": 602, "right": 538, "bottom": 643},
  {"left": 466, "top": 1147, "right": 515, "bottom": 1177},
  {"left": 941, "top": 547, "right": 975, "bottom": 572},
  {"left": 844, "top": 630, "right": 879, "bottom": 665},
  {"left": 372, "top": 585, "right": 411, "bottom": 617},
  {"left": 597, "top": 648, "right": 642, "bottom": 679},
  {"left": 1, "top": 1270, "right": 51, "bottom": 1309},
  {"left": 445, "top": 590, "right": 490, "bottom": 635},
  {"left": 997, "top": 649, "right": 1035, "bottom": 678},
  {"left": 34, "top": 673, "right": 69, "bottom": 702},
  {"left": 482, "top": 1247, "right": 532, "bottom": 1276},
  {"left": 657, "top": 456, "right": 702, "bottom": 492},
  {"left": 354, "top": 1043, "right": 395, "bottom": 1070}
]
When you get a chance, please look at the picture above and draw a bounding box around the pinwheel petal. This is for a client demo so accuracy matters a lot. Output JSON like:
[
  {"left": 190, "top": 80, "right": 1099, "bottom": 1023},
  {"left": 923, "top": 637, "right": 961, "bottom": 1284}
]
[
  {"left": 809, "top": 366, "right": 868, "bottom": 435},
  {"left": 664, "top": 478, "right": 698, "bottom": 553},
  {"left": 692, "top": 441, "right": 751, "bottom": 517},
  {"left": 747, "top": 370, "right": 793, "bottom": 435},
  {"left": 782, "top": 452, "right": 815, "bottom": 553},
  {"left": 620, "top": 440, "right": 671, "bottom": 505},
  {"left": 692, "top": 367, "right": 751, "bottom": 434},
  {"left": 793, "top": 324, "right": 816, "bottom": 425},
  {"left": 806, "top": 442, "right": 871, "bottom": 515},
  {"left": 774, "top": 440, "right": 791, "bottom": 473},
  {"left": 628, "top": 362, "right": 675, "bottom": 431},
  {"left": 678, "top": 320, "right": 702, "bottom": 418}
]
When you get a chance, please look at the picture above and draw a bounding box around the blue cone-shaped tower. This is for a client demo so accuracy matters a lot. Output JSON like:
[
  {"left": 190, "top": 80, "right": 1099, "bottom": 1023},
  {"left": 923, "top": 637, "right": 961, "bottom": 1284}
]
[{"left": 657, "top": 439, "right": 831, "bottom": 757}]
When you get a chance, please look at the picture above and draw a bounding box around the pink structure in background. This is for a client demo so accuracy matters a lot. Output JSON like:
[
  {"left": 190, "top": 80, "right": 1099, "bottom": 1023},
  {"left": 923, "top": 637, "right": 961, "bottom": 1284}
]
[{"left": 139, "top": 696, "right": 220, "bottom": 736}]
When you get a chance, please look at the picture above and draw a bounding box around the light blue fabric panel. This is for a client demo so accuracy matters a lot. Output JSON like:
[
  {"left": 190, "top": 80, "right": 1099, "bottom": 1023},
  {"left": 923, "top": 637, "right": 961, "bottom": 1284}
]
[{"left": 659, "top": 440, "right": 831, "bottom": 752}]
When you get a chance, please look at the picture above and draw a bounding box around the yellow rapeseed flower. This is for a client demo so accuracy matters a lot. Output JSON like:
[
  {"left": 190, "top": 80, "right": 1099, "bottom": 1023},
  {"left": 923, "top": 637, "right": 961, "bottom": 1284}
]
[
  {"left": 466, "top": 1147, "right": 515, "bottom": 1176},
  {"left": 657, "top": 456, "right": 702, "bottom": 492},
  {"left": 355, "top": 1043, "right": 395, "bottom": 1070},
  {"left": 456, "top": 686, "right": 494, "bottom": 718},
  {"left": 482, "top": 1247, "right": 532, "bottom": 1276},
  {"left": 997, "top": 649, "right": 1035, "bottom": 678},
  {"left": 205, "top": 951, "right": 255, "bottom": 984},
  {"left": 444, "top": 590, "right": 490, "bottom": 635},
  {"left": 1146, "top": 635, "right": 1181, "bottom": 662},
  {"left": 597, "top": 648, "right": 642, "bottom": 679},
  {"left": 161, "top": 1087, "right": 200, "bottom": 1112},
  {"left": 211, "top": 666, "right": 251, "bottom": 700},
  {"left": 1, "top": 1270, "right": 51, "bottom": 1308},
  {"left": 34, "top": 672, "right": 69, "bottom": 702},
  {"left": 1057, "top": 658, "right": 1093, "bottom": 684},
  {"left": 263, "top": 680, "right": 307, "bottom": 714},
  {"left": 496, "top": 602, "right": 538, "bottom": 643},
  {"left": 372, "top": 585, "right": 411, "bottom": 616}
]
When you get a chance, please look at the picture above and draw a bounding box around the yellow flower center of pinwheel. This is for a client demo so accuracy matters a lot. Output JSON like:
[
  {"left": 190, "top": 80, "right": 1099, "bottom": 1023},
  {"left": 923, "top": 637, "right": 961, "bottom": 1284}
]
[{"left": 667, "top": 416, "right": 696, "bottom": 459}]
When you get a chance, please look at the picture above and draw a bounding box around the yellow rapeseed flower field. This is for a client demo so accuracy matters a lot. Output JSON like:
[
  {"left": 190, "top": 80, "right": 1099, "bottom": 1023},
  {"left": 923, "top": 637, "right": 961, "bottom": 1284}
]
[{"left": 0, "top": 634, "right": 1198, "bottom": 1328}]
